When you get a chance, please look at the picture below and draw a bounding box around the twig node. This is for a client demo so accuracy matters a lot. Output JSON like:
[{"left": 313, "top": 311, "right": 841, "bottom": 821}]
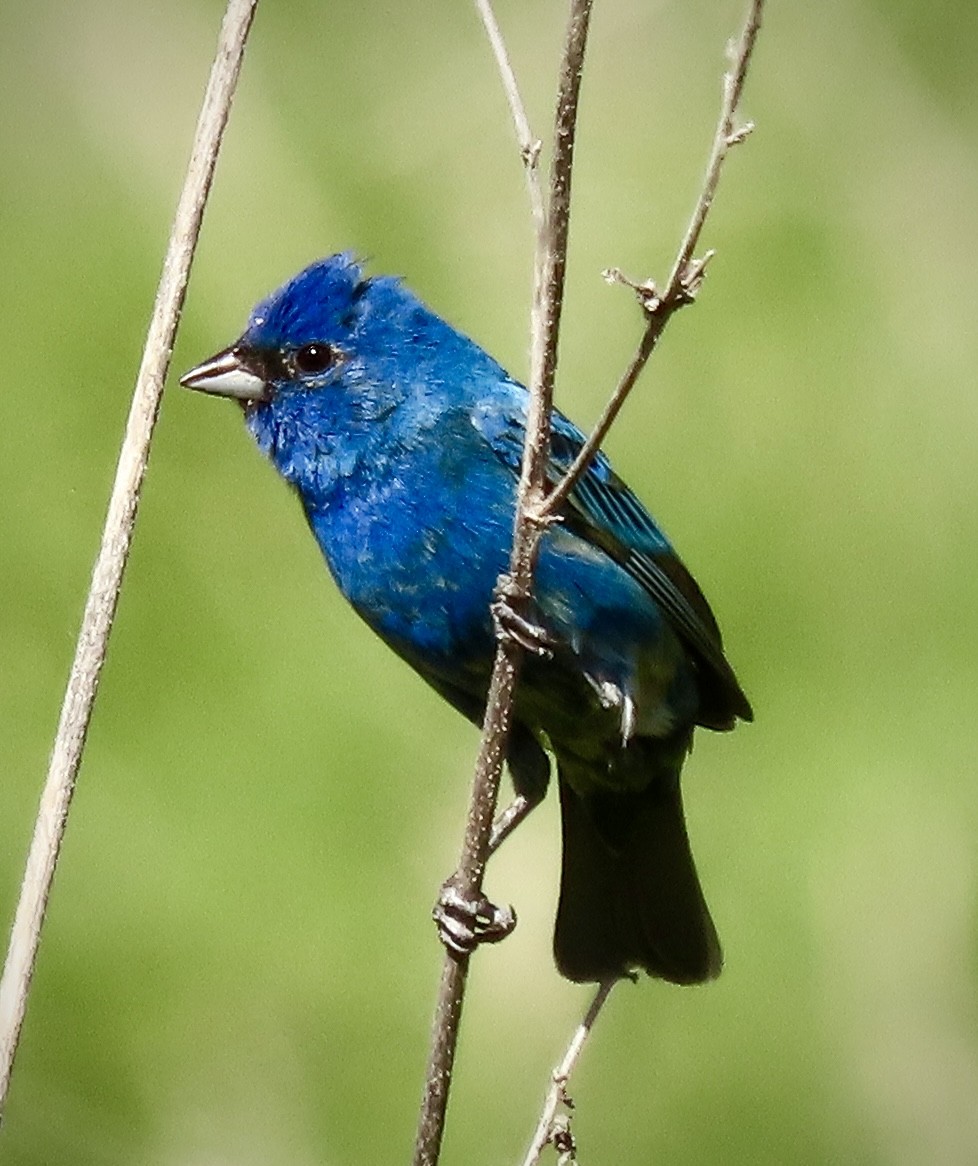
[
  {"left": 522, "top": 140, "right": 543, "bottom": 168},
  {"left": 726, "top": 120, "right": 755, "bottom": 146},
  {"left": 602, "top": 266, "right": 662, "bottom": 314}
]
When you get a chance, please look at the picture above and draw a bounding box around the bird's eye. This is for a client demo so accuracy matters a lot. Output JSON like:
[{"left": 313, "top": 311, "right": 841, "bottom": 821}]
[{"left": 294, "top": 343, "right": 336, "bottom": 375}]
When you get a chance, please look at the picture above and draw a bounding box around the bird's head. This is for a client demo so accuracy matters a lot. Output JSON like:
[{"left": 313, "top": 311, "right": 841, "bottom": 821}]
[
  {"left": 181, "top": 252, "right": 441, "bottom": 487},
  {"left": 179, "top": 252, "right": 385, "bottom": 408},
  {"left": 182, "top": 252, "right": 509, "bottom": 491}
]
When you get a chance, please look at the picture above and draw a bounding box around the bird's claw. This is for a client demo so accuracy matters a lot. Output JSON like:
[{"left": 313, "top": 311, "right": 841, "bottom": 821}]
[
  {"left": 433, "top": 877, "right": 517, "bottom": 958},
  {"left": 491, "top": 577, "right": 557, "bottom": 660}
]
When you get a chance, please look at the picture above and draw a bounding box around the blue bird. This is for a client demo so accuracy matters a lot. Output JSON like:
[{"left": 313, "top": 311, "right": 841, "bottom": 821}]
[{"left": 181, "top": 253, "right": 752, "bottom": 985}]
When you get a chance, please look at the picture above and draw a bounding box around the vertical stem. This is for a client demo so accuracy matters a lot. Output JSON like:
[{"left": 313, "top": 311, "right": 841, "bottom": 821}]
[
  {"left": 413, "top": 958, "right": 468, "bottom": 1165},
  {"left": 0, "top": 0, "right": 259, "bottom": 1119},
  {"left": 412, "top": 4, "right": 593, "bottom": 1164}
]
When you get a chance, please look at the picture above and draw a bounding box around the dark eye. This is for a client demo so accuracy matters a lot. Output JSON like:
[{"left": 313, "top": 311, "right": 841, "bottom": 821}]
[{"left": 294, "top": 343, "right": 336, "bottom": 375}]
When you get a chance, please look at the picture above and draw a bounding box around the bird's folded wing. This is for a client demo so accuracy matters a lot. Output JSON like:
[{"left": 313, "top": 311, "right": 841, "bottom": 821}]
[{"left": 473, "top": 394, "right": 752, "bottom": 725}]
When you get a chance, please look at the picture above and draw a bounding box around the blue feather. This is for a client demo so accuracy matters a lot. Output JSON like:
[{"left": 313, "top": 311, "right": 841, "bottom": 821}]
[{"left": 182, "top": 255, "right": 752, "bottom": 984}]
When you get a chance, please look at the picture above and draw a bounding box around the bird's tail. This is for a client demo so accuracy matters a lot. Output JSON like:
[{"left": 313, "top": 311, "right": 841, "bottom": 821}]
[{"left": 553, "top": 748, "right": 721, "bottom": 985}]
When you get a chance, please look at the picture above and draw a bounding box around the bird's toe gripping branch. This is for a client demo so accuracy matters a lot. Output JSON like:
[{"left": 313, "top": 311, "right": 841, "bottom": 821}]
[
  {"left": 491, "top": 575, "right": 557, "bottom": 660},
  {"left": 433, "top": 876, "right": 517, "bottom": 958}
]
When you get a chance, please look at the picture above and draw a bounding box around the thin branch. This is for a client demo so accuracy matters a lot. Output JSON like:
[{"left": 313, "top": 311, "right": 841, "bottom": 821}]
[
  {"left": 474, "top": 0, "right": 546, "bottom": 240},
  {"left": 541, "top": 0, "right": 765, "bottom": 518},
  {"left": 665, "top": 0, "right": 763, "bottom": 295},
  {"left": 0, "top": 0, "right": 259, "bottom": 1119},
  {"left": 529, "top": 0, "right": 591, "bottom": 438},
  {"left": 520, "top": 4, "right": 765, "bottom": 1160},
  {"left": 413, "top": 4, "right": 593, "bottom": 1164},
  {"left": 521, "top": 980, "right": 617, "bottom": 1166}
]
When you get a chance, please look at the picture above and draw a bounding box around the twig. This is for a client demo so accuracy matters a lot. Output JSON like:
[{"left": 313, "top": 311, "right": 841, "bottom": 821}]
[
  {"left": 518, "top": 4, "right": 766, "bottom": 1161},
  {"left": 0, "top": 0, "right": 259, "bottom": 1120},
  {"left": 541, "top": 0, "right": 765, "bottom": 518},
  {"left": 521, "top": 980, "right": 616, "bottom": 1166},
  {"left": 412, "top": 4, "right": 593, "bottom": 1165},
  {"left": 474, "top": 0, "right": 546, "bottom": 242}
]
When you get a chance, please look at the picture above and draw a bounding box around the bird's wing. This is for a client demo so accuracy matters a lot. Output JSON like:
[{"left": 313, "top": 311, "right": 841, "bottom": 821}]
[{"left": 473, "top": 392, "right": 752, "bottom": 727}]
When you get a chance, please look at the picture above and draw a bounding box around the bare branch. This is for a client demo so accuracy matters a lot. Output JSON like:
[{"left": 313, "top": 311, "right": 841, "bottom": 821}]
[
  {"left": 0, "top": 0, "right": 259, "bottom": 1119},
  {"left": 474, "top": 0, "right": 546, "bottom": 240},
  {"left": 541, "top": 0, "right": 765, "bottom": 518},
  {"left": 528, "top": 0, "right": 591, "bottom": 438},
  {"left": 521, "top": 981, "right": 617, "bottom": 1166},
  {"left": 413, "top": 4, "right": 593, "bottom": 1164},
  {"left": 664, "top": 0, "right": 764, "bottom": 298}
]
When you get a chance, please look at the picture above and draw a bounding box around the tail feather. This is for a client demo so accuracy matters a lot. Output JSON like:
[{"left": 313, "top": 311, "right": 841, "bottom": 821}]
[{"left": 553, "top": 761, "right": 721, "bottom": 985}]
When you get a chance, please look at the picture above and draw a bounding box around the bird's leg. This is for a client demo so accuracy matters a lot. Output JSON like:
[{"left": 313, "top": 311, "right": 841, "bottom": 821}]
[
  {"left": 432, "top": 723, "right": 548, "bottom": 958},
  {"left": 493, "top": 723, "right": 551, "bottom": 854},
  {"left": 491, "top": 574, "right": 557, "bottom": 659},
  {"left": 433, "top": 787, "right": 544, "bottom": 956},
  {"left": 489, "top": 792, "right": 539, "bottom": 854},
  {"left": 433, "top": 878, "right": 517, "bottom": 958}
]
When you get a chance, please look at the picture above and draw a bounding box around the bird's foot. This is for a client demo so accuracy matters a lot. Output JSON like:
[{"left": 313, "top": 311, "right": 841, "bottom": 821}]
[
  {"left": 491, "top": 576, "right": 557, "bottom": 660},
  {"left": 433, "top": 876, "right": 517, "bottom": 958}
]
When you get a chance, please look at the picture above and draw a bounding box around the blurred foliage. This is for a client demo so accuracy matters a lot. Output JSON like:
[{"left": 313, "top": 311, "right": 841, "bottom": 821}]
[{"left": 1, "top": 1, "right": 977, "bottom": 1163}]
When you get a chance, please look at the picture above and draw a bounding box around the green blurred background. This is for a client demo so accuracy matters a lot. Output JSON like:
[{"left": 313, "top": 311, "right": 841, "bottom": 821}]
[{"left": 2, "top": 1, "right": 977, "bottom": 1162}]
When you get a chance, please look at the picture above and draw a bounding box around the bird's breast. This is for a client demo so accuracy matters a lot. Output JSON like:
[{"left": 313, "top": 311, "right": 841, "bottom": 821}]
[{"left": 303, "top": 447, "right": 515, "bottom": 675}]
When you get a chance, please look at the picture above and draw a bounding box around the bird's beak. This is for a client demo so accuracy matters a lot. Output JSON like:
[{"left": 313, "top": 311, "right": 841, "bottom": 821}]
[{"left": 180, "top": 345, "right": 268, "bottom": 402}]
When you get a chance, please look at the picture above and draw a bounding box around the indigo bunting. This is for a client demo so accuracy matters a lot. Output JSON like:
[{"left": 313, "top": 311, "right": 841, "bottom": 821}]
[{"left": 182, "top": 254, "right": 752, "bottom": 985}]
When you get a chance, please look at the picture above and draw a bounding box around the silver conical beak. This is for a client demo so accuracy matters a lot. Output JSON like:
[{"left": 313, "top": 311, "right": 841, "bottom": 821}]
[{"left": 180, "top": 346, "right": 268, "bottom": 402}]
